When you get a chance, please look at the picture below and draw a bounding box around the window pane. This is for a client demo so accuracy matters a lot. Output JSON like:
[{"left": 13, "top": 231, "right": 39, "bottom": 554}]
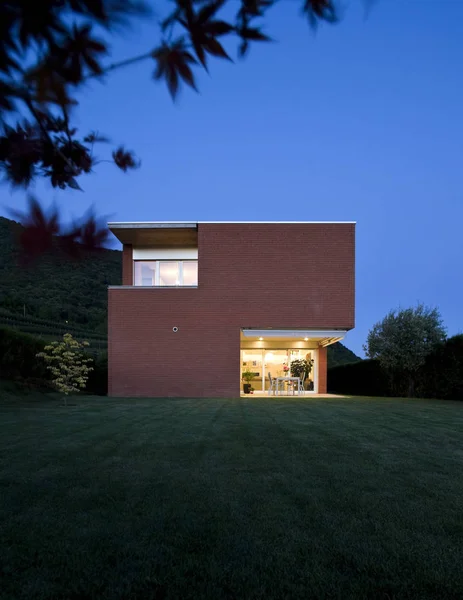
[
  {"left": 159, "top": 262, "right": 179, "bottom": 286},
  {"left": 183, "top": 261, "right": 198, "bottom": 286},
  {"left": 134, "top": 262, "right": 155, "bottom": 286}
]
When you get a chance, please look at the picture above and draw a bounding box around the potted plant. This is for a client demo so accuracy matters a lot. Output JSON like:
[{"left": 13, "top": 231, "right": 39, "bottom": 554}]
[
  {"left": 290, "top": 358, "right": 314, "bottom": 390},
  {"left": 242, "top": 369, "right": 254, "bottom": 394},
  {"left": 250, "top": 387, "right": 255, "bottom": 394}
]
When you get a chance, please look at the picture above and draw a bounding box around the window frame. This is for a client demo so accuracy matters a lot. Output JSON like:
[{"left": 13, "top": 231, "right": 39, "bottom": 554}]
[{"left": 133, "top": 260, "right": 198, "bottom": 287}]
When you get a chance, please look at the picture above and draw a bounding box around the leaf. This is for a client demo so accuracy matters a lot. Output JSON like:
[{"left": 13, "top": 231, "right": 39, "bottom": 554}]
[
  {"left": 202, "top": 37, "right": 231, "bottom": 60},
  {"left": 238, "top": 27, "right": 271, "bottom": 42},
  {"left": 112, "top": 146, "right": 140, "bottom": 171},
  {"left": 84, "top": 131, "right": 110, "bottom": 144},
  {"left": 202, "top": 20, "right": 234, "bottom": 36},
  {"left": 176, "top": 3, "right": 233, "bottom": 67},
  {"left": 152, "top": 40, "right": 198, "bottom": 99},
  {"left": 197, "top": 0, "right": 227, "bottom": 24},
  {"left": 302, "top": 0, "right": 338, "bottom": 28}
]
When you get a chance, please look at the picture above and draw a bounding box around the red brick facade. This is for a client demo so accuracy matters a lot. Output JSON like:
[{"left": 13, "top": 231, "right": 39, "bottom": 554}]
[
  {"left": 317, "top": 346, "right": 328, "bottom": 394},
  {"left": 108, "top": 223, "right": 355, "bottom": 397}
]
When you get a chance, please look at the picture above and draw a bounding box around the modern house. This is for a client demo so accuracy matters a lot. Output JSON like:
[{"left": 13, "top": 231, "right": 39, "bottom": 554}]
[{"left": 108, "top": 221, "right": 355, "bottom": 398}]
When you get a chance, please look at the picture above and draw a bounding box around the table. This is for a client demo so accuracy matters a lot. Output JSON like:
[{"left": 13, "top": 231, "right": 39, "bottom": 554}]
[{"left": 275, "top": 376, "right": 300, "bottom": 396}]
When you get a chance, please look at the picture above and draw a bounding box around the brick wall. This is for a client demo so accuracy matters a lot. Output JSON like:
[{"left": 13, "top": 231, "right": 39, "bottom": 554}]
[
  {"left": 318, "top": 346, "right": 327, "bottom": 394},
  {"left": 122, "top": 244, "right": 133, "bottom": 285},
  {"left": 109, "top": 223, "right": 355, "bottom": 397}
]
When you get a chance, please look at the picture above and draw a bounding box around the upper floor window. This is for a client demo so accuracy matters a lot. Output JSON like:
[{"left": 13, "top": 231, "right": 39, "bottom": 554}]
[{"left": 134, "top": 260, "right": 198, "bottom": 287}]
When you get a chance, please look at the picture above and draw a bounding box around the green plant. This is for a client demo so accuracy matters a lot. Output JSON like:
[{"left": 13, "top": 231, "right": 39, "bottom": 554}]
[
  {"left": 36, "top": 333, "right": 93, "bottom": 405},
  {"left": 241, "top": 369, "right": 255, "bottom": 384},
  {"left": 364, "top": 304, "right": 447, "bottom": 397},
  {"left": 290, "top": 359, "right": 313, "bottom": 380}
]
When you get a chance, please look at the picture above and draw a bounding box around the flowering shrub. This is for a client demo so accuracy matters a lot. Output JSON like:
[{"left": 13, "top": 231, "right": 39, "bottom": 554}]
[{"left": 36, "top": 333, "right": 93, "bottom": 404}]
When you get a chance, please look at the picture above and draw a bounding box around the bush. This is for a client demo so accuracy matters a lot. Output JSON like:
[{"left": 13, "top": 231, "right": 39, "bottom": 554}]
[
  {"left": 328, "top": 336, "right": 463, "bottom": 400},
  {"left": 328, "top": 359, "right": 390, "bottom": 397},
  {"left": 0, "top": 326, "right": 50, "bottom": 383},
  {"left": 86, "top": 352, "right": 108, "bottom": 396},
  {"left": 417, "top": 335, "right": 463, "bottom": 401}
]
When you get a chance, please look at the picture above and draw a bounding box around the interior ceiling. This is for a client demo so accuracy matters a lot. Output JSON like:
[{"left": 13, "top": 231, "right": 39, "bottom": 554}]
[{"left": 240, "top": 330, "right": 346, "bottom": 345}]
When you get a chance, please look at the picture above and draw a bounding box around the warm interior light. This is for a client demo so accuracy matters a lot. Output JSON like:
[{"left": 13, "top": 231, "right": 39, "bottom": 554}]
[
  {"left": 259, "top": 337, "right": 263, "bottom": 341},
  {"left": 304, "top": 337, "right": 309, "bottom": 341}
]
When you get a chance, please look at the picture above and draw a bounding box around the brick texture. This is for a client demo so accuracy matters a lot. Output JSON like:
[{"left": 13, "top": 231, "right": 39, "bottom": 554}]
[
  {"left": 122, "top": 244, "right": 133, "bottom": 285},
  {"left": 317, "top": 346, "right": 327, "bottom": 394},
  {"left": 109, "top": 223, "right": 355, "bottom": 397}
]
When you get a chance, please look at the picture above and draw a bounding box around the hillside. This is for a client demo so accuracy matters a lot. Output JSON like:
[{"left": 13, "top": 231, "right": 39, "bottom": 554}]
[
  {"left": 0, "top": 216, "right": 360, "bottom": 364},
  {"left": 0, "top": 217, "right": 121, "bottom": 333}
]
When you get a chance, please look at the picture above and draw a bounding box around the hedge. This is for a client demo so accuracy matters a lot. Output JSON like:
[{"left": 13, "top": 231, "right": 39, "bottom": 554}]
[{"left": 328, "top": 335, "right": 463, "bottom": 400}]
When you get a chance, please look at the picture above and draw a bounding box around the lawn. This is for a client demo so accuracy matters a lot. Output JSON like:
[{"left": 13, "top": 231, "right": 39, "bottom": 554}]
[{"left": 0, "top": 392, "right": 462, "bottom": 600}]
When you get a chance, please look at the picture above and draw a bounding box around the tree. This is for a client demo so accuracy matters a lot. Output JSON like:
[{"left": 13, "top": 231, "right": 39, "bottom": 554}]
[
  {"left": 0, "top": 1, "right": 343, "bottom": 256},
  {"left": 0, "top": 0, "right": 343, "bottom": 189},
  {"left": 363, "top": 304, "right": 447, "bottom": 397},
  {"left": 36, "top": 333, "right": 93, "bottom": 404}
]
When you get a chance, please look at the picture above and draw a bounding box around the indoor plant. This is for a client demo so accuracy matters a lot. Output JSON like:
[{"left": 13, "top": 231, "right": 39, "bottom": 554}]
[
  {"left": 290, "top": 358, "right": 314, "bottom": 390},
  {"left": 241, "top": 369, "right": 254, "bottom": 394}
]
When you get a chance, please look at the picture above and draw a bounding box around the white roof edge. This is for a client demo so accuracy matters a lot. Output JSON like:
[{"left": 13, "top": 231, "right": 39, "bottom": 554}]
[{"left": 108, "top": 221, "right": 356, "bottom": 227}]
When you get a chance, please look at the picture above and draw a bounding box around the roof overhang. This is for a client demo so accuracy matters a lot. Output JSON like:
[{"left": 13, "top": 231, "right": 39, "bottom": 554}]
[
  {"left": 108, "top": 222, "right": 198, "bottom": 247},
  {"left": 241, "top": 329, "right": 347, "bottom": 346},
  {"left": 108, "top": 221, "right": 356, "bottom": 246}
]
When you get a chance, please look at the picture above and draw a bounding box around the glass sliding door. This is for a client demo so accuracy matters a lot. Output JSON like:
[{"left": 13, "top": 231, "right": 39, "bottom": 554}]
[
  {"left": 241, "top": 350, "right": 264, "bottom": 392},
  {"left": 288, "top": 349, "right": 317, "bottom": 391},
  {"left": 263, "top": 350, "right": 289, "bottom": 391},
  {"left": 241, "top": 348, "right": 319, "bottom": 394}
]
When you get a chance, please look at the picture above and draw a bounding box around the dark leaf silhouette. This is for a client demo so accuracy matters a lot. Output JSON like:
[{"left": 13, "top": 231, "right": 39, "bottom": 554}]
[
  {"left": 153, "top": 40, "right": 198, "bottom": 99},
  {"left": 57, "top": 24, "right": 108, "bottom": 84},
  {"left": 112, "top": 146, "right": 140, "bottom": 171},
  {"left": 0, "top": 0, "right": 345, "bottom": 197},
  {"left": 10, "top": 196, "right": 60, "bottom": 258},
  {"left": 303, "top": 0, "right": 338, "bottom": 27},
  {"left": 176, "top": 0, "right": 233, "bottom": 68}
]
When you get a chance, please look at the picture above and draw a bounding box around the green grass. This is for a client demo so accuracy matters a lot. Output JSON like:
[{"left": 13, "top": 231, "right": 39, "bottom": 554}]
[{"left": 1, "top": 392, "right": 462, "bottom": 600}]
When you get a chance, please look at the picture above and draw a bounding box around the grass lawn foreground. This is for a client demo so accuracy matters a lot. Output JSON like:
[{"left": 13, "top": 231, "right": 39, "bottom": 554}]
[{"left": 1, "top": 392, "right": 462, "bottom": 599}]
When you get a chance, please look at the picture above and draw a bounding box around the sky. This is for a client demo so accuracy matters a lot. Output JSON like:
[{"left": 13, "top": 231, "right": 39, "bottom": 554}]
[{"left": 1, "top": 0, "right": 462, "bottom": 356}]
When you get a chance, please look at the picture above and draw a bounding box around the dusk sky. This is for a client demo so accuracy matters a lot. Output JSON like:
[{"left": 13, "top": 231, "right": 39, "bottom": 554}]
[{"left": 2, "top": 0, "right": 462, "bottom": 356}]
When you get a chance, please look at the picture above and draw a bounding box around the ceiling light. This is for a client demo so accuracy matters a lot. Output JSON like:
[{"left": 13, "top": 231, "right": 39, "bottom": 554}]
[
  {"left": 304, "top": 337, "right": 309, "bottom": 341},
  {"left": 259, "top": 337, "right": 263, "bottom": 341}
]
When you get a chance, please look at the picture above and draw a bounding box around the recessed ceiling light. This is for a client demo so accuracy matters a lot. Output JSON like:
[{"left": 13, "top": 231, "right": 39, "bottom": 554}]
[
  {"left": 259, "top": 337, "right": 263, "bottom": 341},
  {"left": 304, "top": 337, "right": 309, "bottom": 341}
]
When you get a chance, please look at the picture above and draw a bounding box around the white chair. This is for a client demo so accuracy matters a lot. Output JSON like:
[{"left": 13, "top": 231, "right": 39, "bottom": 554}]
[
  {"left": 268, "top": 373, "right": 280, "bottom": 396},
  {"left": 297, "top": 373, "right": 306, "bottom": 394}
]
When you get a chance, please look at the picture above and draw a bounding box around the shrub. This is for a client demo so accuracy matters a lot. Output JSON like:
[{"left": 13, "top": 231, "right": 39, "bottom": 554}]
[
  {"left": 86, "top": 352, "right": 108, "bottom": 396},
  {"left": 36, "top": 334, "right": 93, "bottom": 401},
  {"left": 417, "top": 335, "right": 463, "bottom": 401},
  {"left": 0, "top": 326, "right": 49, "bottom": 382},
  {"left": 327, "top": 359, "right": 390, "bottom": 397}
]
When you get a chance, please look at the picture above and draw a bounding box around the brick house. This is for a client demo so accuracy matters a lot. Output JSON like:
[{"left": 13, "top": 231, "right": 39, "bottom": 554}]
[{"left": 108, "top": 221, "right": 355, "bottom": 398}]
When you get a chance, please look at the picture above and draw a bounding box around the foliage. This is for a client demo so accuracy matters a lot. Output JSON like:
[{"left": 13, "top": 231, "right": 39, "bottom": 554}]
[
  {"left": 86, "top": 352, "right": 108, "bottom": 396},
  {"left": 36, "top": 333, "right": 93, "bottom": 400},
  {"left": 329, "top": 335, "right": 463, "bottom": 401},
  {"left": 241, "top": 368, "right": 255, "bottom": 383},
  {"left": 290, "top": 358, "right": 313, "bottom": 380},
  {"left": 0, "top": 326, "right": 49, "bottom": 383},
  {"left": 328, "top": 359, "right": 388, "bottom": 397},
  {"left": 364, "top": 304, "right": 447, "bottom": 396},
  {"left": 416, "top": 335, "right": 463, "bottom": 401},
  {"left": 0, "top": 0, "right": 341, "bottom": 194},
  {"left": 0, "top": 216, "right": 120, "bottom": 330}
]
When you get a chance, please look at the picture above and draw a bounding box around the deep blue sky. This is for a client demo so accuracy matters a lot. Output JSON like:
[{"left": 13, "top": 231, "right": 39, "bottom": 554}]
[{"left": 2, "top": 0, "right": 463, "bottom": 356}]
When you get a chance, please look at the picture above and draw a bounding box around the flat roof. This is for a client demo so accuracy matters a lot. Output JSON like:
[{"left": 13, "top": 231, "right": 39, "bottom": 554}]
[{"left": 108, "top": 221, "right": 356, "bottom": 228}]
